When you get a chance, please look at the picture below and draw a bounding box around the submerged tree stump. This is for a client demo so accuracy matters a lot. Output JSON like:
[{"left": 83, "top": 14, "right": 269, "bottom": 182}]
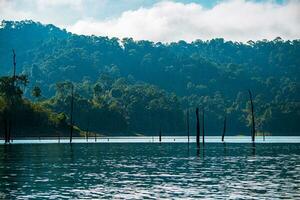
[
  {"left": 8, "top": 120, "right": 12, "bottom": 143},
  {"left": 196, "top": 108, "right": 200, "bottom": 148},
  {"left": 202, "top": 109, "right": 205, "bottom": 146},
  {"left": 86, "top": 119, "right": 90, "bottom": 142},
  {"left": 186, "top": 109, "right": 190, "bottom": 144},
  {"left": 159, "top": 127, "right": 162, "bottom": 142},
  {"left": 3, "top": 117, "right": 12, "bottom": 144},
  {"left": 222, "top": 116, "right": 226, "bottom": 142},
  {"left": 70, "top": 84, "right": 74, "bottom": 143},
  {"left": 4, "top": 119, "right": 8, "bottom": 143},
  {"left": 248, "top": 90, "right": 256, "bottom": 146}
]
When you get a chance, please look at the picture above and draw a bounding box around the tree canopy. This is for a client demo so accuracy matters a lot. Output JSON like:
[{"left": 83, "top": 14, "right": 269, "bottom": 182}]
[{"left": 0, "top": 20, "right": 299, "bottom": 136}]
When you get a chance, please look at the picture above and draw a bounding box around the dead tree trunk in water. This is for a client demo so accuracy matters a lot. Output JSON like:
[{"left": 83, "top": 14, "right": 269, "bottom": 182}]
[
  {"left": 10, "top": 50, "right": 16, "bottom": 142},
  {"left": 248, "top": 90, "right": 255, "bottom": 145},
  {"left": 196, "top": 108, "right": 200, "bottom": 148},
  {"left": 159, "top": 126, "right": 162, "bottom": 142},
  {"left": 4, "top": 119, "right": 8, "bottom": 143},
  {"left": 8, "top": 120, "right": 12, "bottom": 143},
  {"left": 187, "top": 109, "right": 190, "bottom": 144},
  {"left": 86, "top": 117, "right": 90, "bottom": 142},
  {"left": 69, "top": 84, "right": 74, "bottom": 143},
  {"left": 202, "top": 109, "right": 205, "bottom": 146},
  {"left": 12, "top": 49, "right": 16, "bottom": 81},
  {"left": 222, "top": 116, "right": 226, "bottom": 142}
]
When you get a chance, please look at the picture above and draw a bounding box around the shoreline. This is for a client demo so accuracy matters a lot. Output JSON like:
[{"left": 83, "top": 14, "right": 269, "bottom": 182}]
[{"left": 1, "top": 136, "right": 300, "bottom": 144}]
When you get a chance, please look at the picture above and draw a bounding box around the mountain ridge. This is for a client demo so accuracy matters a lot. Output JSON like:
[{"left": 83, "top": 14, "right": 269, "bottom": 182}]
[{"left": 0, "top": 20, "right": 299, "bottom": 135}]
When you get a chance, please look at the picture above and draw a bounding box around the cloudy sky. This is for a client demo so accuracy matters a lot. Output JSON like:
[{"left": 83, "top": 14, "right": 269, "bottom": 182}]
[{"left": 0, "top": 0, "right": 299, "bottom": 42}]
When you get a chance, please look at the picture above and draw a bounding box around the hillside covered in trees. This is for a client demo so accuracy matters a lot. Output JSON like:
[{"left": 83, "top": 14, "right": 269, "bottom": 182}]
[{"left": 0, "top": 20, "right": 299, "bottom": 136}]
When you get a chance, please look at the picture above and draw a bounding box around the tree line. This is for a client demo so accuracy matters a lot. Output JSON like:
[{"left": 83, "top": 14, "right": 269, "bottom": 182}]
[{"left": 0, "top": 20, "right": 299, "bottom": 136}]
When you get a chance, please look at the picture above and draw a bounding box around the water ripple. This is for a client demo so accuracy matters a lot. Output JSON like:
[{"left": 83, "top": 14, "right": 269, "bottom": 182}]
[{"left": 0, "top": 143, "right": 299, "bottom": 199}]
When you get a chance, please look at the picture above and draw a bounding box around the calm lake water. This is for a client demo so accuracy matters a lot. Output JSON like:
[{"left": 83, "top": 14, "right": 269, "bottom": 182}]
[{"left": 0, "top": 137, "right": 300, "bottom": 199}]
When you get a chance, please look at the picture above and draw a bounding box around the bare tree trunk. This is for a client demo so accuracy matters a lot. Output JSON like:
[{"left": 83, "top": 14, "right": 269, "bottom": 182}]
[
  {"left": 70, "top": 84, "right": 74, "bottom": 143},
  {"left": 8, "top": 50, "right": 16, "bottom": 143},
  {"left": 86, "top": 118, "right": 90, "bottom": 142},
  {"left": 196, "top": 108, "right": 200, "bottom": 148},
  {"left": 159, "top": 126, "right": 162, "bottom": 142},
  {"left": 12, "top": 49, "right": 16, "bottom": 81},
  {"left": 222, "top": 116, "right": 226, "bottom": 142},
  {"left": 8, "top": 120, "right": 11, "bottom": 143},
  {"left": 4, "top": 119, "right": 8, "bottom": 143},
  {"left": 187, "top": 109, "right": 190, "bottom": 144},
  {"left": 248, "top": 90, "right": 255, "bottom": 145},
  {"left": 202, "top": 109, "right": 205, "bottom": 146}
]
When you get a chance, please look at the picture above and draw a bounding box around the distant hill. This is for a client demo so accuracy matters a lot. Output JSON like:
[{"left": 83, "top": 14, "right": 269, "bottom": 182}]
[{"left": 0, "top": 20, "right": 299, "bottom": 135}]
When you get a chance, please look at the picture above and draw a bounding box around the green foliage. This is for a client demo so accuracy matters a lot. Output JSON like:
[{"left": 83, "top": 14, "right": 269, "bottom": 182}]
[
  {"left": 0, "top": 75, "right": 28, "bottom": 102},
  {"left": 0, "top": 74, "right": 69, "bottom": 137},
  {"left": 32, "top": 86, "right": 41, "bottom": 99},
  {"left": 0, "top": 20, "right": 299, "bottom": 135},
  {"left": 42, "top": 77, "right": 184, "bottom": 134}
]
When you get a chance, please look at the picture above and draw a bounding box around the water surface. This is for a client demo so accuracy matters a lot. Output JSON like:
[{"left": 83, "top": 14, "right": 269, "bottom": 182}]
[
  {"left": 1, "top": 136, "right": 300, "bottom": 144},
  {"left": 0, "top": 140, "right": 300, "bottom": 199}
]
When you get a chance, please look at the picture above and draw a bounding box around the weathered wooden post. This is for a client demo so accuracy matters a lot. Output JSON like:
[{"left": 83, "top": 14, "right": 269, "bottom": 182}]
[
  {"left": 222, "top": 116, "right": 226, "bottom": 142},
  {"left": 202, "top": 109, "right": 205, "bottom": 146},
  {"left": 248, "top": 90, "right": 255, "bottom": 146},
  {"left": 196, "top": 108, "right": 200, "bottom": 148},
  {"left": 187, "top": 109, "right": 190, "bottom": 144},
  {"left": 69, "top": 84, "right": 74, "bottom": 143}
]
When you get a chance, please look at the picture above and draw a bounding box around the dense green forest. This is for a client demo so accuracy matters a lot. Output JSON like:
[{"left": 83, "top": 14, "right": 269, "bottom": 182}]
[
  {"left": 0, "top": 20, "right": 299, "bottom": 136},
  {"left": 0, "top": 75, "right": 71, "bottom": 137}
]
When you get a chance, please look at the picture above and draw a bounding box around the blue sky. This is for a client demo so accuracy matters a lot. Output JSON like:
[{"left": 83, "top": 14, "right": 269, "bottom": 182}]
[{"left": 0, "top": 0, "right": 299, "bottom": 42}]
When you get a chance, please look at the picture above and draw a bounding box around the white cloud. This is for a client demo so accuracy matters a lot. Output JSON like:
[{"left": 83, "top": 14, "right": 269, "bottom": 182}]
[
  {"left": 0, "top": 0, "right": 85, "bottom": 26},
  {"left": 68, "top": 0, "right": 300, "bottom": 42},
  {"left": 0, "top": 0, "right": 35, "bottom": 21},
  {"left": 0, "top": 0, "right": 299, "bottom": 42},
  {"left": 36, "top": 0, "right": 84, "bottom": 11}
]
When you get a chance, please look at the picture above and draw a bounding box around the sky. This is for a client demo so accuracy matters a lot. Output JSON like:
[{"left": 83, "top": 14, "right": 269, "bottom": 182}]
[{"left": 0, "top": 0, "right": 299, "bottom": 42}]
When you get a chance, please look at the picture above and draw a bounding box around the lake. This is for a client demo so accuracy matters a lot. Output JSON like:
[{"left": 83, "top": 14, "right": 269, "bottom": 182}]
[{"left": 0, "top": 137, "right": 300, "bottom": 199}]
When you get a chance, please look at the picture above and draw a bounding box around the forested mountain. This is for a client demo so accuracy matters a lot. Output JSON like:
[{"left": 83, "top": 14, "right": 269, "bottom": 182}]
[{"left": 0, "top": 20, "right": 299, "bottom": 136}]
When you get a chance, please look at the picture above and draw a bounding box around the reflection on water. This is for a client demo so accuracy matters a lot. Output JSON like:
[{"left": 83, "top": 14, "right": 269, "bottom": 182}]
[{"left": 0, "top": 143, "right": 300, "bottom": 199}]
